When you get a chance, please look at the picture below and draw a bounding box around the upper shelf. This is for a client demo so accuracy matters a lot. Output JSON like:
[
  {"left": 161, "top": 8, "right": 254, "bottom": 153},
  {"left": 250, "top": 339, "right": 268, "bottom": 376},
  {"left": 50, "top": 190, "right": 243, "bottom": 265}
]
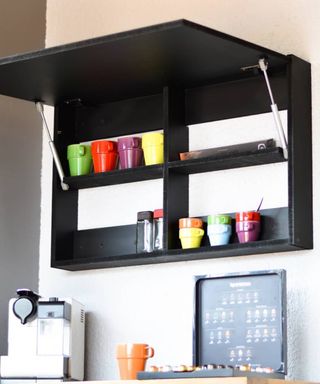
[
  {"left": 169, "top": 147, "right": 285, "bottom": 174},
  {"left": 64, "top": 164, "right": 163, "bottom": 190},
  {"left": 63, "top": 148, "right": 285, "bottom": 190},
  {"left": 0, "top": 19, "right": 289, "bottom": 106}
]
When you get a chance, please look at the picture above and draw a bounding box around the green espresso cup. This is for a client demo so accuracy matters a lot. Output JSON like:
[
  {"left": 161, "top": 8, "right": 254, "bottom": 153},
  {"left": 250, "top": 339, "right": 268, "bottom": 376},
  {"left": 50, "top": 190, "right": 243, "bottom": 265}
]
[{"left": 67, "top": 144, "right": 92, "bottom": 176}]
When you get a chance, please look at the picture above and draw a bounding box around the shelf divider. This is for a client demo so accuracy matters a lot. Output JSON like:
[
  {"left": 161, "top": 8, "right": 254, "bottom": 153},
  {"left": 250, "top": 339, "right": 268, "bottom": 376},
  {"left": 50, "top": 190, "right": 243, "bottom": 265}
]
[{"left": 163, "top": 86, "right": 189, "bottom": 250}]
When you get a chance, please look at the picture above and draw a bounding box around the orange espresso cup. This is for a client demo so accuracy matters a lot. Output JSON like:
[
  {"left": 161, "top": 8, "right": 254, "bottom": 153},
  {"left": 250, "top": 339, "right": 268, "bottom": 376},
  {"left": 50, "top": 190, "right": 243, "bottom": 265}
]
[{"left": 116, "top": 343, "right": 154, "bottom": 380}]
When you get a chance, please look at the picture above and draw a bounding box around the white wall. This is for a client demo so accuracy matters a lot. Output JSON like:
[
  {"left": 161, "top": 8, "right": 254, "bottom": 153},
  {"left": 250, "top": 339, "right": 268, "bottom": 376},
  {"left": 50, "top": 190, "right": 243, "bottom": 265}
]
[
  {"left": 0, "top": 0, "right": 45, "bottom": 355},
  {"left": 40, "top": 1, "right": 320, "bottom": 381}
]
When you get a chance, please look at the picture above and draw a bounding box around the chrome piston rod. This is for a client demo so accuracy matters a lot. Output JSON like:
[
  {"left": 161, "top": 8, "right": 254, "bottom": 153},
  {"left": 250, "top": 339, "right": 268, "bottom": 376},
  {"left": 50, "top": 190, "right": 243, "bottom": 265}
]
[
  {"left": 258, "top": 58, "right": 288, "bottom": 160},
  {"left": 35, "top": 102, "right": 69, "bottom": 191}
]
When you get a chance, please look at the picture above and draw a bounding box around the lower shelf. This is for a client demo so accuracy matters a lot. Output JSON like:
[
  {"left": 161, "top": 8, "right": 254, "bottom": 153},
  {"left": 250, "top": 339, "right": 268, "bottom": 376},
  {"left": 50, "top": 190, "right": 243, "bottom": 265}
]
[
  {"left": 52, "top": 206, "right": 310, "bottom": 271},
  {"left": 52, "top": 239, "right": 305, "bottom": 271}
]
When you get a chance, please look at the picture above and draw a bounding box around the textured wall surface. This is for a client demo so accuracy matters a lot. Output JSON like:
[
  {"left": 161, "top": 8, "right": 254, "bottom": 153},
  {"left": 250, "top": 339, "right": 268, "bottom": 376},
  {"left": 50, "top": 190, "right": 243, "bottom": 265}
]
[
  {"left": 0, "top": 0, "right": 45, "bottom": 354},
  {"left": 41, "top": 0, "right": 320, "bottom": 381}
]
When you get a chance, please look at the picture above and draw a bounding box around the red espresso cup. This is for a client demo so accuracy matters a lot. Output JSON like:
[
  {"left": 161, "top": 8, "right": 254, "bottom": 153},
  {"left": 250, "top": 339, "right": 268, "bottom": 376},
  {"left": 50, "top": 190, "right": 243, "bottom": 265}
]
[
  {"left": 236, "top": 211, "right": 261, "bottom": 243},
  {"left": 91, "top": 140, "right": 118, "bottom": 173}
]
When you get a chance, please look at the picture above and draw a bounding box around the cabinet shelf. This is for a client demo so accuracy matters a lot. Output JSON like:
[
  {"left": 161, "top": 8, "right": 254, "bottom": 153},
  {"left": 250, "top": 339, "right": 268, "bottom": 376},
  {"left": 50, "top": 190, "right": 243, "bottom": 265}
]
[
  {"left": 64, "top": 164, "right": 163, "bottom": 190},
  {"left": 52, "top": 207, "right": 292, "bottom": 271},
  {"left": 0, "top": 20, "right": 312, "bottom": 270},
  {"left": 168, "top": 147, "right": 285, "bottom": 174},
  {"left": 53, "top": 239, "right": 298, "bottom": 271},
  {"left": 64, "top": 148, "right": 285, "bottom": 190}
]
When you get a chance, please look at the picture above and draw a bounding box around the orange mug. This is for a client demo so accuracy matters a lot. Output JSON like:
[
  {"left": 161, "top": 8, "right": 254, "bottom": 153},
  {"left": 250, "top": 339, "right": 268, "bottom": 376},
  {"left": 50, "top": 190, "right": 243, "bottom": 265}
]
[{"left": 116, "top": 343, "right": 154, "bottom": 379}]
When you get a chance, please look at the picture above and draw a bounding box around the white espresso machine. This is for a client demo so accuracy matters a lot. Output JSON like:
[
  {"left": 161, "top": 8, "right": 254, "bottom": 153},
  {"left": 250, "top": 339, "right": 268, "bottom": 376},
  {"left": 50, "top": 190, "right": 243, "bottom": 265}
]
[{"left": 0, "top": 289, "right": 85, "bottom": 383}]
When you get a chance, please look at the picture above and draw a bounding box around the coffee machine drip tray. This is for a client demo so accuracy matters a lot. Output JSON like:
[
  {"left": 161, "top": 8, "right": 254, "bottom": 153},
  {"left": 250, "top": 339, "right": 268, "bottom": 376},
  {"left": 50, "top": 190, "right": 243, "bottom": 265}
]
[{"left": 0, "top": 356, "right": 68, "bottom": 379}]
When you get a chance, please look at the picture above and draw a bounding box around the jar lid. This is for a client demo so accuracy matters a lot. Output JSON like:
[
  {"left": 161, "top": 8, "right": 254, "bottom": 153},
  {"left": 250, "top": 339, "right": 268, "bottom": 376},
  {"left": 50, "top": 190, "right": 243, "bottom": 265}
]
[
  {"left": 236, "top": 211, "right": 261, "bottom": 222},
  {"left": 154, "top": 209, "right": 163, "bottom": 219},
  {"left": 179, "top": 217, "right": 203, "bottom": 229},
  {"left": 137, "top": 211, "right": 153, "bottom": 221},
  {"left": 207, "top": 214, "right": 232, "bottom": 225}
]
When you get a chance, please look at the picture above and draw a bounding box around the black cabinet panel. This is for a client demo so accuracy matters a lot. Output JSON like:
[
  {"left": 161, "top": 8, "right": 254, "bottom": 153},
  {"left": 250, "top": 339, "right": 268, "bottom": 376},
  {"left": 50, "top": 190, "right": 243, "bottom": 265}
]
[
  {"left": 0, "top": 20, "right": 312, "bottom": 270},
  {"left": 0, "top": 20, "right": 288, "bottom": 105}
]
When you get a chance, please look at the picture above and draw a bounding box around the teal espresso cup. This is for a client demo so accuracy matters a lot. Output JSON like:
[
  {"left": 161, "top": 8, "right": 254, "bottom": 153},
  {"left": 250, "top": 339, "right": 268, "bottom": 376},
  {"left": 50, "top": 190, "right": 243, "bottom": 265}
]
[{"left": 67, "top": 144, "right": 92, "bottom": 176}]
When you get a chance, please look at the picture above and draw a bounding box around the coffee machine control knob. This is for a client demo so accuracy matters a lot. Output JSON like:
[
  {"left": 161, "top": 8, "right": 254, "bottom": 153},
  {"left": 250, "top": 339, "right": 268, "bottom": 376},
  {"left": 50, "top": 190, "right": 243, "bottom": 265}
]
[{"left": 13, "top": 289, "right": 40, "bottom": 325}]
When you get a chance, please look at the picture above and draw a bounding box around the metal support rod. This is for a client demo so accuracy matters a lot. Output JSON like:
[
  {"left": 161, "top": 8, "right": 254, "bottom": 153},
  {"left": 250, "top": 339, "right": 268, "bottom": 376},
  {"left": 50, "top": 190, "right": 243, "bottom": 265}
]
[
  {"left": 35, "top": 102, "right": 69, "bottom": 191},
  {"left": 258, "top": 58, "right": 288, "bottom": 160}
]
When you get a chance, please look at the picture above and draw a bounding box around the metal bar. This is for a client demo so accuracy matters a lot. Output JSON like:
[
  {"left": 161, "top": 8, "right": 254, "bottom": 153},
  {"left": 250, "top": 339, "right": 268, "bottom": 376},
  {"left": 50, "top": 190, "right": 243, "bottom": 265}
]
[
  {"left": 35, "top": 102, "right": 69, "bottom": 191},
  {"left": 258, "top": 59, "right": 288, "bottom": 159}
]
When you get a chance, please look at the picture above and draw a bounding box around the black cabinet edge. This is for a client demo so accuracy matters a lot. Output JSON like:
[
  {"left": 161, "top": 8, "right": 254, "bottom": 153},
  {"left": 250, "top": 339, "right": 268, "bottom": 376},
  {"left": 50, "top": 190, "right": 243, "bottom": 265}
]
[
  {"left": 52, "top": 239, "right": 300, "bottom": 271},
  {"left": 169, "top": 147, "right": 286, "bottom": 174},
  {"left": 62, "top": 148, "right": 285, "bottom": 191},
  {"left": 64, "top": 164, "right": 164, "bottom": 189}
]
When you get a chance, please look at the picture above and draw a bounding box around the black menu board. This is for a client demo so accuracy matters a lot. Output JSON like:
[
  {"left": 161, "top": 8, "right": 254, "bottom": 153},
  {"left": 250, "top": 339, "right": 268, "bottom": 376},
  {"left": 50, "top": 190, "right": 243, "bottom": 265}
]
[{"left": 194, "top": 270, "right": 286, "bottom": 373}]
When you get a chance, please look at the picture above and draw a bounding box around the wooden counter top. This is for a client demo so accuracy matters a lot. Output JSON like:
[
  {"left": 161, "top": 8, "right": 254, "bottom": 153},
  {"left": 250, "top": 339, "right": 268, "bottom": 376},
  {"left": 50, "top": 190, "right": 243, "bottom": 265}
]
[{"left": 77, "top": 378, "right": 318, "bottom": 384}]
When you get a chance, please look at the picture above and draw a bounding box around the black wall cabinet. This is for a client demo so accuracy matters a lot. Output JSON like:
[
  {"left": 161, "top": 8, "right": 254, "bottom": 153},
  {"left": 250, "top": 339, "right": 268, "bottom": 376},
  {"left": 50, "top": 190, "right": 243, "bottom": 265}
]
[{"left": 0, "top": 20, "right": 312, "bottom": 270}]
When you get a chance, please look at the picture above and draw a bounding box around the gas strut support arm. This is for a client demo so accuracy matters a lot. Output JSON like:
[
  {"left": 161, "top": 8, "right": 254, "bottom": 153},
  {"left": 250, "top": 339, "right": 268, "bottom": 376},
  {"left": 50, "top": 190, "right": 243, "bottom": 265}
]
[
  {"left": 241, "top": 59, "right": 288, "bottom": 160},
  {"left": 258, "top": 58, "right": 288, "bottom": 160},
  {"left": 35, "top": 101, "right": 69, "bottom": 191}
]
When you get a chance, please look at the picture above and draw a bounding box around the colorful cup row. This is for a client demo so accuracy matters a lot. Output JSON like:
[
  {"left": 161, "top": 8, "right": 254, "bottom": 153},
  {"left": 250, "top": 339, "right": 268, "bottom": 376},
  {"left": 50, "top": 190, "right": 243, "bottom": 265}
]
[
  {"left": 179, "top": 212, "right": 261, "bottom": 249},
  {"left": 67, "top": 132, "right": 164, "bottom": 176}
]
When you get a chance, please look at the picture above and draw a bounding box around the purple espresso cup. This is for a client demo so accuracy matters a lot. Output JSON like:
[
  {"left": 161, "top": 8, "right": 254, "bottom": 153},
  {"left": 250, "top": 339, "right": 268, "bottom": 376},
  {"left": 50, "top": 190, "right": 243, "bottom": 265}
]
[
  {"left": 118, "top": 136, "right": 143, "bottom": 169},
  {"left": 236, "top": 221, "right": 260, "bottom": 243}
]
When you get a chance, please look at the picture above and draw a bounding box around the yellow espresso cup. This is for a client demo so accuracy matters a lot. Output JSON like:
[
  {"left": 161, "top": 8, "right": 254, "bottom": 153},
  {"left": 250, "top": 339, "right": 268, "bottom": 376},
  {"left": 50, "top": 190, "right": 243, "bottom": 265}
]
[
  {"left": 142, "top": 132, "right": 164, "bottom": 165},
  {"left": 179, "top": 227, "right": 204, "bottom": 249}
]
